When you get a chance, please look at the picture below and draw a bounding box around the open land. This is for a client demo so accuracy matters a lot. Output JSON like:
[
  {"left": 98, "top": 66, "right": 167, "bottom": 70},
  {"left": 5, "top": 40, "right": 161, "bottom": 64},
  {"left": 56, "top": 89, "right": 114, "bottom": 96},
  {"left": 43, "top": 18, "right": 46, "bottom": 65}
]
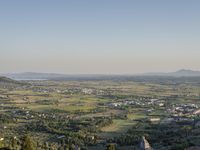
[{"left": 1, "top": 76, "right": 200, "bottom": 149}]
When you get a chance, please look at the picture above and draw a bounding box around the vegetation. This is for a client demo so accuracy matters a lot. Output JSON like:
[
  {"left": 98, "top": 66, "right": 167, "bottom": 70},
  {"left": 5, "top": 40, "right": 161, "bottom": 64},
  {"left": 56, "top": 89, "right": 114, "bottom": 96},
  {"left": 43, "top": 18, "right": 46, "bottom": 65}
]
[{"left": 1, "top": 76, "right": 200, "bottom": 149}]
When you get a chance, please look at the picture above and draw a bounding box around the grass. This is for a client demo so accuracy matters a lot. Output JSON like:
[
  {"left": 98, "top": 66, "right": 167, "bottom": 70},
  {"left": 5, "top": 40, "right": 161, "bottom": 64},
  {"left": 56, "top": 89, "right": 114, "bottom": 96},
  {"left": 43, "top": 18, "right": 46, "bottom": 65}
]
[
  {"left": 16, "top": 102, "right": 97, "bottom": 112},
  {"left": 101, "top": 119, "right": 135, "bottom": 132},
  {"left": 127, "top": 113, "right": 146, "bottom": 120},
  {"left": 100, "top": 119, "right": 136, "bottom": 138},
  {"left": 62, "top": 105, "right": 96, "bottom": 112}
]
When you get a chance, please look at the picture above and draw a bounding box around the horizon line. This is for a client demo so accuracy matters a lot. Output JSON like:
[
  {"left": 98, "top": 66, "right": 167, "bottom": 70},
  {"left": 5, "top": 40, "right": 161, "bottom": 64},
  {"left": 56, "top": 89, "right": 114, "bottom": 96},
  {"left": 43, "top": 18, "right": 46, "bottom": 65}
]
[{"left": 1, "top": 69, "right": 200, "bottom": 76}]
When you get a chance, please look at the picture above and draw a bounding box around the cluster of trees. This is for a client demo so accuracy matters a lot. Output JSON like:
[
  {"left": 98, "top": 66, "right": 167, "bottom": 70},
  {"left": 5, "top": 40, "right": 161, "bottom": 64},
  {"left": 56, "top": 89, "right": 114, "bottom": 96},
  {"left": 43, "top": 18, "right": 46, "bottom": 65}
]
[
  {"left": 108, "top": 134, "right": 141, "bottom": 146},
  {"left": 1, "top": 135, "right": 35, "bottom": 150},
  {"left": 35, "top": 99, "right": 59, "bottom": 105},
  {"left": 0, "top": 113, "right": 15, "bottom": 124},
  {"left": 106, "top": 143, "right": 116, "bottom": 150},
  {"left": 109, "top": 119, "right": 200, "bottom": 149},
  {"left": 26, "top": 116, "right": 113, "bottom": 134},
  {"left": 21, "top": 116, "right": 114, "bottom": 149},
  {"left": 2, "top": 135, "right": 85, "bottom": 150}
]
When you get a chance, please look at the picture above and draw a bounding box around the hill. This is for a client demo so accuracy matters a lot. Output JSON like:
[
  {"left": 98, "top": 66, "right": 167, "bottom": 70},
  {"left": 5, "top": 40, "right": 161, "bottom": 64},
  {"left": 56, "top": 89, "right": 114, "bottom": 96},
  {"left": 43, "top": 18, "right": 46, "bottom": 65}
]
[
  {"left": 143, "top": 69, "right": 200, "bottom": 77},
  {"left": 0, "top": 76, "right": 26, "bottom": 86},
  {"left": 2, "top": 72, "right": 67, "bottom": 80},
  {"left": 2, "top": 69, "right": 200, "bottom": 81}
]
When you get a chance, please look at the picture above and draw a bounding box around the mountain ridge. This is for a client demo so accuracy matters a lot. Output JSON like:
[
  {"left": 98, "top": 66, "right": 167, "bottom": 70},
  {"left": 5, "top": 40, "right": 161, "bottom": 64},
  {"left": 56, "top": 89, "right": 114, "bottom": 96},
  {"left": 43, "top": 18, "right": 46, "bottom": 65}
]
[
  {"left": 142, "top": 69, "right": 200, "bottom": 77},
  {"left": 1, "top": 69, "right": 200, "bottom": 80},
  {"left": 0, "top": 76, "right": 26, "bottom": 85}
]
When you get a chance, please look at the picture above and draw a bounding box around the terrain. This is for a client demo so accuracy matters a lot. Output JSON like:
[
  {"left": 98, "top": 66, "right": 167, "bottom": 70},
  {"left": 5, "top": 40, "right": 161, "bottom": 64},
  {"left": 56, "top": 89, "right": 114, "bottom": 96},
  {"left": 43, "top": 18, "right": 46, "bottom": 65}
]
[
  {"left": 2, "top": 69, "right": 200, "bottom": 81},
  {"left": 0, "top": 75, "right": 200, "bottom": 149},
  {"left": 143, "top": 69, "right": 200, "bottom": 77}
]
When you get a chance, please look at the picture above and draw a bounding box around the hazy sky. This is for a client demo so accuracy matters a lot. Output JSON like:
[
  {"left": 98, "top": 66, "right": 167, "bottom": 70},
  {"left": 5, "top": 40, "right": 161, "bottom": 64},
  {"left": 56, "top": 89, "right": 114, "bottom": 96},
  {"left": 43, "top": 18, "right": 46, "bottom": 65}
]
[{"left": 1, "top": 0, "right": 200, "bottom": 74}]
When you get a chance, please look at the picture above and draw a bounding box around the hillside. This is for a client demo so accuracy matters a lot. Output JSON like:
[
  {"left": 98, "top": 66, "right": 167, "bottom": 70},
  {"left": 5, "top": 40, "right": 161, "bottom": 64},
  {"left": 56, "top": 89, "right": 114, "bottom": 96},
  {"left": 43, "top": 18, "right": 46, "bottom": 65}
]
[
  {"left": 0, "top": 76, "right": 26, "bottom": 86},
  {"left": 2, "top": 69, "right": 200, "bottom": 81},
  {"left": 143, "top": 69, "right": 200, "bottom": 77},
  {"left": 2, "top": 72, "right": 67, "bottom": 80},
  {"left": 171, "top": 69, "right": 200, "bottom": 76}
]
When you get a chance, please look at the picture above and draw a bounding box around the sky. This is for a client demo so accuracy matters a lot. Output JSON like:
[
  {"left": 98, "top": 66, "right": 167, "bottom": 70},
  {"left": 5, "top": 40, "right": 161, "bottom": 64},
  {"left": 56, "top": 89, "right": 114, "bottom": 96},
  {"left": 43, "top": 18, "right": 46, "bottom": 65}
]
[{"left": 0, "top": 0, "right": 200, "bottom": 74}]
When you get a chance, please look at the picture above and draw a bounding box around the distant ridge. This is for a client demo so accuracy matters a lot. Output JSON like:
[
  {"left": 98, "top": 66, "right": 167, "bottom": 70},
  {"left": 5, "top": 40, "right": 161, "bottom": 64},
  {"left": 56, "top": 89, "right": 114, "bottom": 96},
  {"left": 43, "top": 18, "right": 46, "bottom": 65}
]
[
  {"left": 1, "top": 72, "right": 114, "bottom": 80},
  {"left": 1, "top": 72, "right": 67, "bottom": 80},
  {"left": 0, "top": 76, "right": 25, "bottom": 85},
  {"left": 143, "top": 69, "right": 200, "bottom": 77},
  {"left": 1, "top": 69, "right": 200, "bottom": 81}
]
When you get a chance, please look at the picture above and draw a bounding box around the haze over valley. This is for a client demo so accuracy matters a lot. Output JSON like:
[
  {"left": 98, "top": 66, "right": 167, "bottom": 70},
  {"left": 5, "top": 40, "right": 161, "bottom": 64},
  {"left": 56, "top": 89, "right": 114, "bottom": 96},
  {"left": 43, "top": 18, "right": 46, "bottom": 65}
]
[{"left": 1, "top": 1, "right": 200, "bottom": 150}]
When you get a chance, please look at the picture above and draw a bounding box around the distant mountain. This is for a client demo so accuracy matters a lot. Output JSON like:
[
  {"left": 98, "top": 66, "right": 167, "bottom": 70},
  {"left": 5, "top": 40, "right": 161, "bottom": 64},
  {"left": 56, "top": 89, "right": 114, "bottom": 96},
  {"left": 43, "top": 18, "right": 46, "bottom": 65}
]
[
  {"left": 1, "top": 72, "right": 68, "bottom": 80},
  {"left": 1, "top": 72, "right": 118, "bottom": 80},
  {"left": 143, "top": 69, "right": 200, "bottom": 77},
  {"left": 1, "top": 69, "right": 200, "bottom": 81},
  {"left": 171, "top": 69, "right": 200, "bottom": 76}
]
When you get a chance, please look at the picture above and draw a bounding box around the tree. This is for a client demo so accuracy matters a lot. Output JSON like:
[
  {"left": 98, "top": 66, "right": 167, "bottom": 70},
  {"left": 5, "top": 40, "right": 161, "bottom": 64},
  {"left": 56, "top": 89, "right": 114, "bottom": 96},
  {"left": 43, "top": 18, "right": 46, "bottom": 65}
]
[
  {"left": 21, "top": 135, "right": 35, "bottom": 150},
  {"left": 0, "top": 140, "right": 4, "bottom": 148},
  {"left": 9, "top": 137, "right": 18, "bottom": 149},
  {"left": 106, "top": 144, "right": 116, "bottom": 150},
  {"left": 183, "top": 126, "right": 192, "bottom": 137}
]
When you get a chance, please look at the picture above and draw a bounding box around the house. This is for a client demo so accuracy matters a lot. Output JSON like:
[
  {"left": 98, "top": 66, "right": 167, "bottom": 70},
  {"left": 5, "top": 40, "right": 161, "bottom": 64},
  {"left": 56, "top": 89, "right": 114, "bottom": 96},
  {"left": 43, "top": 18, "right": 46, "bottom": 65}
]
[
  {"left": 158, "top": 103, "right": 164, "bottom": 107},
  {"left": 57, "top": 135, "right": 65, "bottom": 139},
  {"left": 193, "top": 109, "right": 200, "bottom": 115},
  {"left": 82, "top": 88, "right": 93, "bottom": 94},
  {"left": 149, "top": 118, "right": 160, "bottom": 123}
]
